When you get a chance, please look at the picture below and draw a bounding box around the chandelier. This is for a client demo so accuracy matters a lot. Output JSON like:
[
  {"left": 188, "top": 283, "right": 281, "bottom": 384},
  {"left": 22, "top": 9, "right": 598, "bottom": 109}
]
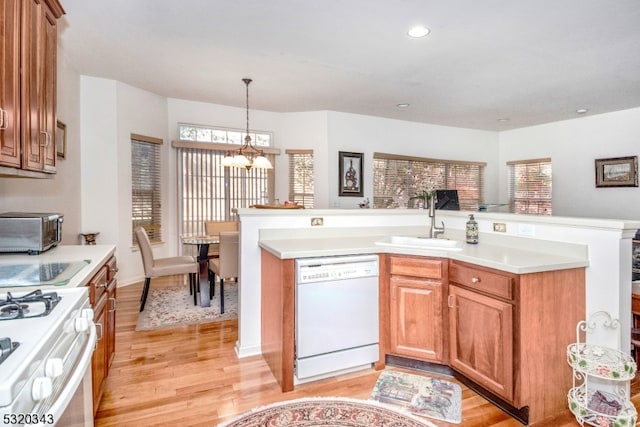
[{"left": 222, "top": 78, "right": 273, "bottom": 170}]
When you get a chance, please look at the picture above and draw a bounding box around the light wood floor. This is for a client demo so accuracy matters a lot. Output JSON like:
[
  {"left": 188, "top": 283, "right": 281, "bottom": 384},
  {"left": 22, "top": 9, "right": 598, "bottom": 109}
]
[{"left": 95, "top": 276, "right": 638, "bottom": 426}]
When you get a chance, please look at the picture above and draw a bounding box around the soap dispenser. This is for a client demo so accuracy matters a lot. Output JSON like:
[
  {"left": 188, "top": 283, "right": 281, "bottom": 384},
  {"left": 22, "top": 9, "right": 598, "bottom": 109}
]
[{"left": 466, "top": 214, "right": 478, "bottom": 244}]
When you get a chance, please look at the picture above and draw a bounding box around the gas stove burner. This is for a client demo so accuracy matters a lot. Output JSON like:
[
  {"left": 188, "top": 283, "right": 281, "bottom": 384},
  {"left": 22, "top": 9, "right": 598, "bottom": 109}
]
[
  {"left": 0, "top": 337, "right": 19, "bottom": 365},
  {"left": 0, "top": 304, "right": 29, "bottom": 319},
  {"left": 0, "top": 289, "right": 61, "bottom": 320}
]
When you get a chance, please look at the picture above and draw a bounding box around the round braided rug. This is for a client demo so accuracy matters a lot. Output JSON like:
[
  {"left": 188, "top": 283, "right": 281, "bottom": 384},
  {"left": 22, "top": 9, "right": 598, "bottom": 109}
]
[{"left": 218, "top": 397, "right": 437, "bottom": 427}]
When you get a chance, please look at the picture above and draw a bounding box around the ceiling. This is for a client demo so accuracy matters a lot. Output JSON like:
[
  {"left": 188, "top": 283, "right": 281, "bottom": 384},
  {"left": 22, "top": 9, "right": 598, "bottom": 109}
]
[{"left": 57, "top": 0, "right": 640, "bottom": 131}]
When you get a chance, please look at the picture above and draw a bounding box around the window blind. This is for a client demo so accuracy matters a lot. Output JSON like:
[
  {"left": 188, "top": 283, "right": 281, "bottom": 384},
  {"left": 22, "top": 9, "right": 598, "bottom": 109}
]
[
  {"left": 373, "top": 152, "right": 485, "bottom": 210},
  {"left": 131, "top": 135, "right": 163, "bottom": 243},
  {"left": 287, "top": 149, "right": 314, "bottom": 208},
  {"left": 507, "top": 158, "right": 552, "bottom": 215},
  {"left": 177, "top": 147, "right": 274, "bottom": 237}
]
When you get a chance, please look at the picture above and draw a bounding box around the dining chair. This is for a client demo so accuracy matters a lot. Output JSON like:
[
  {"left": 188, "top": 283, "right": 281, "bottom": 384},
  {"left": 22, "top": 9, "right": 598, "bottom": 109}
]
[
  {"left": 208, "top": 231, "right": 239, "bottom": 314},
  {"left": 204, "top": 220, "right": 239, "bottom": 296},
  {"left": 134, "top": 226, "right": 198, "bottom": 312},
  {"left": 204, "top": 220, "right": 239, "bottom": 259}
]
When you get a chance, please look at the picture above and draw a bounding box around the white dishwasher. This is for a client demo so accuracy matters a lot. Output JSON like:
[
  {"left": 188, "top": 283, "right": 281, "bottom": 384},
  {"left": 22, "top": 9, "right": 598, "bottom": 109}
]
[{"left": 295, "top": 254, "right": 379, "bottom": 383}]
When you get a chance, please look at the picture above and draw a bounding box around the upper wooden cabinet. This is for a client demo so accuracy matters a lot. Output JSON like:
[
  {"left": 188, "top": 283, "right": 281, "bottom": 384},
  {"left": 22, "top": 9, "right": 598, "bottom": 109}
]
[
  {"left": 0, "top": 0, "right": 64, "bottom": 175},
  {"left": 0, "top": 0, "right": 21, "bottom": 168}
]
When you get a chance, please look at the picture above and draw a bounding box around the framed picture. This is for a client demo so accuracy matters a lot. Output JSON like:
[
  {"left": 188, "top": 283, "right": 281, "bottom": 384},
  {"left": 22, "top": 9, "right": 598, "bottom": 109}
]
[
  {"left": 56, "top": 120, "right": 67, "bottom": 159},
  {"left": 595, "top": 156, "right": 638, "bottom": 188},
  {"left": 338, "top": 151, "right": 364, "bottom": 197}
]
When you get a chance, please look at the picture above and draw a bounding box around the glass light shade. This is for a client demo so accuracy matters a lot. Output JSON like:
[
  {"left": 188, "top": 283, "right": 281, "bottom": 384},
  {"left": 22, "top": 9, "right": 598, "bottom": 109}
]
[
  {"left": 252, "top": 155, "right": 273, "bottom": 169},
  {"left": 222, "top": 154, "right": 235, "bottom": 167},
  {"left": 232, "top": 154, "right": 250, "bottom": 168}
]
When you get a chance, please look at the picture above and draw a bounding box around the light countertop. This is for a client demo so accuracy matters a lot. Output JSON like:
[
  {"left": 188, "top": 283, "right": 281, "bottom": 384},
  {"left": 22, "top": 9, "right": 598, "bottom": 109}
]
[
  {"left": 0, "top": 245, "right": 116, "bottom": 291},
  {"left": 258, "top": 232, "right": 589, "bottom": 275}
]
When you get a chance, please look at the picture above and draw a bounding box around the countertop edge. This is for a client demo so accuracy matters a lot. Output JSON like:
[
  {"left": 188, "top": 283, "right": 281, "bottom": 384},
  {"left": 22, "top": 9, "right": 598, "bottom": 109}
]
[
  {"left": 0, "top": 245, "right": 116, "bottom": 291},
  {"left": 258, "top": 238, "right": 589, "bottom": 275}
]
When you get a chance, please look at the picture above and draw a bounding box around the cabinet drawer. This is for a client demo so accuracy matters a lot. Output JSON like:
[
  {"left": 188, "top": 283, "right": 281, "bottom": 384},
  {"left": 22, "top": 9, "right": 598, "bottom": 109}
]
[
  {"left": 390, "top": 256, "right": 443, "bottom": 279},
  {"left": 106, "top": 256, "right": 118, "bottom": 281},
  {"left": 88, "top": 265, "right": 109, "bottom": 305},
  {"left": 449, "top": 261, "right": 514, "bottom": 300}
]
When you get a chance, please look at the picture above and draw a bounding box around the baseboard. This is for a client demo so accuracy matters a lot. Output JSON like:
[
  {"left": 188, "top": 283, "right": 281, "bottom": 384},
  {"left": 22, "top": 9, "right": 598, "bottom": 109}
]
[{"left": 235, "top": 341, "right": 262, "bottom": 358}]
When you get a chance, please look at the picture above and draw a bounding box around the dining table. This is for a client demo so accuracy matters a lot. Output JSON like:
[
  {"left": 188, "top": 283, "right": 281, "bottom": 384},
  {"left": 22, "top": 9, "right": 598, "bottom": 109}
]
[{"left": 181, "top": 235, "right": 219, "bottom": 308}]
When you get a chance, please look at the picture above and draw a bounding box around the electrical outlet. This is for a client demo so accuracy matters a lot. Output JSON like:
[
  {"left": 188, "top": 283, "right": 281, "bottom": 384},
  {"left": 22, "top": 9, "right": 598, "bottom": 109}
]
[
  {"left": 493, "top": 222, "right": 506, "bottom": 232},
  {"left": 311, "top": 217, "right": 324, "bottom": 226}
]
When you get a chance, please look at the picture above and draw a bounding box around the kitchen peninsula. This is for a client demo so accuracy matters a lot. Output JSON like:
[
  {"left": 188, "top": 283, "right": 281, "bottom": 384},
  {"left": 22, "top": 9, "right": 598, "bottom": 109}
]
[{"left": 236, "top": 208, "right": 639, "bottom": 425}]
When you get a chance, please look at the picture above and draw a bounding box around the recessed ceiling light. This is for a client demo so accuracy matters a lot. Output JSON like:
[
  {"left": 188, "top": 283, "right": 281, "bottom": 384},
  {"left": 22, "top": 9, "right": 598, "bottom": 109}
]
[
  {"left": 497, "top": 118, "right": 510, "bottom": 122},
  {"left": 576, "top": 108, "right": 589, "bottom": 114},
  {"left": 407, "top": 25, "right": 431, "bottom": 38},
  {"left": 396, "top": 103, "right": 410, "bottom": 108}
]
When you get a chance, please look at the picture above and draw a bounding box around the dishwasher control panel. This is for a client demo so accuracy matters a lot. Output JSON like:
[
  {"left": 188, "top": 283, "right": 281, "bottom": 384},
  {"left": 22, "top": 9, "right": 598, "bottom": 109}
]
[{"left": 296, "top": 255, "right": 379, "bottom": 284}]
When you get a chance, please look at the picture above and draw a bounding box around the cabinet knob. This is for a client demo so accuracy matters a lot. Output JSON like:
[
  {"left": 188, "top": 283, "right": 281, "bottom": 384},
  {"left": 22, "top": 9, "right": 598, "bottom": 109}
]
[{"left": 471, "top": 276, "right": 481, "bottom": 283}]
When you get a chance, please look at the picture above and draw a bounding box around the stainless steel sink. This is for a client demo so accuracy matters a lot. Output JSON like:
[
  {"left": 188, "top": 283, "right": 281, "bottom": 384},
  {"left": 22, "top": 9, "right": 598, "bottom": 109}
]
[
  {"left": 375, "top": 236, "right": 462, "bottom": 250},
  {"left": 0, "top": 260, "right": 90, "bottom": 287}
]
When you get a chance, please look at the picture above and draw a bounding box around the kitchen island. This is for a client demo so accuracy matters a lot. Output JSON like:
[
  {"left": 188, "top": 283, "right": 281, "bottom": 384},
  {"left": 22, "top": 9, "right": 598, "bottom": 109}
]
[
  {"left": 234, "top": 209, "right": 638, "bottom": 424},
  {"left": 258, "top": 228, "right": 587, "bottom": 424}
]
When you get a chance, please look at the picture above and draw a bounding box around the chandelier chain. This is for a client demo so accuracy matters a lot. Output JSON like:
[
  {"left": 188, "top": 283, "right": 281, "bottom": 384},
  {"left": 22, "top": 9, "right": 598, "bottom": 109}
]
[{"left": 243, "top": 78, "right": 252, "bottom": 140}]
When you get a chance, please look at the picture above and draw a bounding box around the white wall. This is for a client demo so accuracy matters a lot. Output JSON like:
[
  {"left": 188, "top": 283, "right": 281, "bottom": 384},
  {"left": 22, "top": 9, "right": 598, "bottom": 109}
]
[
  {"left": 0, "top": 52, "right": 83, "bottom": 245},
  {"left": 326, "top": 111, "right": 500, "bottom": 208},
  {"left": 81, "top": 77, "right": 169, "bottom": 285},
  {"left": 4, "top": 48, "right": 640, "bottom": 287},
  {"left": 499, "top": 107, "right": 640, "bottom": 219}
]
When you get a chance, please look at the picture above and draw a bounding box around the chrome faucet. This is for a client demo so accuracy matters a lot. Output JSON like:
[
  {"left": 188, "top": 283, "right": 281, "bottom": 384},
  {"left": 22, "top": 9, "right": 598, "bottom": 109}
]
[{"left": 428, "top": 196, "right": 445, "bottom": 238}]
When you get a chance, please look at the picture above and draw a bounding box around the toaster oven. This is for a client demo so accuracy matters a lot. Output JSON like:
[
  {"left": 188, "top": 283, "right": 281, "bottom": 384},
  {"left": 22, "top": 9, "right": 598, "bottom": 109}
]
[{"left": 0, "top": 212, "right": 64, "bottom": 255}]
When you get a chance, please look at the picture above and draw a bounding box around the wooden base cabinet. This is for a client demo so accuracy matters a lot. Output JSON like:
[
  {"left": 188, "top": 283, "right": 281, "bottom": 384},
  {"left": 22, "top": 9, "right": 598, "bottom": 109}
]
[
  {"left": 448, "top": 259, "right": 585, "bottom": 425},
  {"left": 387, "top": 255, "right": 446, "bottom": 363},
  {"left": 88, "top": 256, "right": 117, "bottom": 415},
  {"left": 448, "top": 284, "right": 513, "bottom": 401}
]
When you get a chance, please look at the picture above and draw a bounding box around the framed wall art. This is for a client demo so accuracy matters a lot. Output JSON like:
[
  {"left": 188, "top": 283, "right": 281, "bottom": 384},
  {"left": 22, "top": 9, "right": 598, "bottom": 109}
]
[
  {"left": 595, "top": 156, "right": 638, "bottom": 188},
  {"left": 56, "top": 120, "right": 67, "bottom": 159},
  {"left": 338, "top": 151, "right": 363, "bottom": 197}
]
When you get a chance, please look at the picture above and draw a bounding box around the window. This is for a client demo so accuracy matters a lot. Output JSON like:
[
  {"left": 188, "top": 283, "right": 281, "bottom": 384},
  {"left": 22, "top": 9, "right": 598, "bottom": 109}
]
[
  {"left": 287, "top": 149, "right": 314, "bottom": 208},
  {"left": 131, "top": 134, "right": 163, "bottom": 244},
  {"left": 178, "top": 123, "right": 272, "bottom": 148},
  {"left": 176, "top": 123, "right": 276, "bottom": 237},
  {"left": 373, "top": 152, "right": 485, "bottom": 210},
  {"left": 507, "top": 158, "right": 552, "bottom": 215}
]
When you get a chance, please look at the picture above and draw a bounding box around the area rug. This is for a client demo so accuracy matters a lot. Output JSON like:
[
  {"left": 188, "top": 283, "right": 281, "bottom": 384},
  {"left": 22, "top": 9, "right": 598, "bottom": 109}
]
[
  {"left": 370, "top": 370, "right": 462, "bottom": 424},
  {"left": 217, "top": 397, "right": 437, "bottom": 427},
  {"left": 136, "top": 284, "right": 237, "bottom": 331}
]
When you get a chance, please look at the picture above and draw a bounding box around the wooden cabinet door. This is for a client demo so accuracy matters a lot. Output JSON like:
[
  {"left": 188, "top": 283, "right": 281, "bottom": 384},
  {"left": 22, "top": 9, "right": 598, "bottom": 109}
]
[
  {"left": 448, "top": 285, "right": 514, "bottom": 401},
  {"left": 390, "top": 276, "right": 443, "bottom": 362},
  {"left": 0, "top": 0, "right": 21, "bottom": 167},
  {"left": 21, "top": 0, "right": 57, "bottom": 172},
  {"left": 40, "top": 1, "right": 57, "bottom": 172},
  {"left": 91, "top": 294, "right": 107, "bottom": 414},
  {"left": 106, "top": 278, "right": 117, "bottom": 368}
]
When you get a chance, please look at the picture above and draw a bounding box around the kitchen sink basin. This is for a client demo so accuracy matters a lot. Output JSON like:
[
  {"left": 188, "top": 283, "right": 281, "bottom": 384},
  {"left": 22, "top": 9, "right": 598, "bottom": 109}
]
[{"left": 375, "top": 236, "right": 462, "bottom": 250}]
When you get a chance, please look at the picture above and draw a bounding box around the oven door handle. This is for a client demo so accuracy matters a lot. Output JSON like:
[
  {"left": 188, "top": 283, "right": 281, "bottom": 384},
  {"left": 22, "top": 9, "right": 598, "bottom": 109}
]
[{"left": 43, "top": 323, "right": 97, "bottom": 421}]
